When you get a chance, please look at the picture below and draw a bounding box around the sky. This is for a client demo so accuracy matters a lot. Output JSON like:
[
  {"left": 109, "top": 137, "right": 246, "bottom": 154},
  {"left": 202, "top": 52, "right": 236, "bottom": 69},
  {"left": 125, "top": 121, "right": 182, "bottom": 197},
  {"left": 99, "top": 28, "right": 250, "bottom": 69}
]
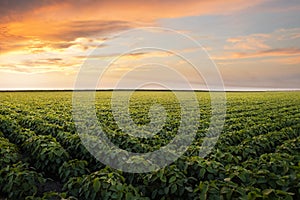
[{"left": 0, "top": 0, "right": 300, "bottom": 90}]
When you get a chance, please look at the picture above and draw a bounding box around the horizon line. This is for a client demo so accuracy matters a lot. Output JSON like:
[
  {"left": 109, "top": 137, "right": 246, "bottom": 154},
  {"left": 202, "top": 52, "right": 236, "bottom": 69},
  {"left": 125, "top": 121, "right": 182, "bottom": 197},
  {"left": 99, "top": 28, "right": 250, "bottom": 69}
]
[{"left": 1, "top": 88, "right": 300, "bottom": 92}]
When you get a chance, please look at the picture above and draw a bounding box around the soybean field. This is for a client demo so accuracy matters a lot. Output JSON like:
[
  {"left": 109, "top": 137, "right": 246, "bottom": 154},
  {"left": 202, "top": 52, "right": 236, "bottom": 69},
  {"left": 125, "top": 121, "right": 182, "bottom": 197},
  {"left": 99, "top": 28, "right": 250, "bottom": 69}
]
[{"left": 0, "top": 91, "right": 299, "bottom": 199}]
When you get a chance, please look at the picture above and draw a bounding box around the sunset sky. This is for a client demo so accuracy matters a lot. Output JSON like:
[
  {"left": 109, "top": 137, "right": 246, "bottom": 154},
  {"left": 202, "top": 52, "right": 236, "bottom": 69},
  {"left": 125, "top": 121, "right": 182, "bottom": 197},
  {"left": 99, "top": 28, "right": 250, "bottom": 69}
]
[{"left": 1, "top": 0, "right": 300, "bottom": 90}]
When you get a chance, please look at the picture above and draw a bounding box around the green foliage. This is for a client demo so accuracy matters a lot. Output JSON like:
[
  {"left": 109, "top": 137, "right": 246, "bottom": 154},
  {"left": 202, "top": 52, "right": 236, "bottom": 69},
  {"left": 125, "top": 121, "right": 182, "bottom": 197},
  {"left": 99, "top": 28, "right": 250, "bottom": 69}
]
[
  {"left": 0, "top": 91, "right": 300, "bottom": 199},
  {"left": 193, "top": 180, "right": 295, "bottom": 199},
  {"left": 143, "top": 165, "right": 196, "bottom": 199},
  {"left": 63, "top": 167, "right": 148, "bottom": 200},
  {"left": 0, "top": 115, "right": 19, "bottom": 135},
  {"left": 59, "top": 159, "right": 90, "bottom": 183},
  {"left": 184, "top": 156, "right": 226, "bottom": 181},
  {"left": 56, "top": 132, "right": 97, "bottom": 164},
  {"left": 25, "top": 192, "right": 77, "bottom": 200},
  {"left": 0, "top": 137, "right": 21, "bottom": 168},
  {"left": 22, "top": 135, "right": 70, "bottom": 174},
  {"left": 0, "top": 162, "right": 46, "bottom": 199},
  {"left": 276, "top": 136, "right": 300, "bottom": 158}
]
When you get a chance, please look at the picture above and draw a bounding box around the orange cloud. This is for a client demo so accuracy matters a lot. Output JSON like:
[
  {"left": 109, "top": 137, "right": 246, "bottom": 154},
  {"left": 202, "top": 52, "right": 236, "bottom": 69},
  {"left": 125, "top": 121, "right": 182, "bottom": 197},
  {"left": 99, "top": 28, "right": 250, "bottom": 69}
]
[
  {"left": 0, "top": 20, "right": 134, "bottom": 54},
  {"left": 232, "top": 48, "right": 300, "bottom": 58},
  {"left": 1, "top": 0, "right": 265, "bottom": 23},
  {"left": 216, "top": 28, "right": 300, "bottom": 62},
  {"left": 213, "top": 48, "right": 300, "bottom": 61},
  {"left": 0, "top": 0, "right": 266, "bottom": 77},
  {"left": 226, "top": 34, "right": 270, "bottom": 50},
  {"left": 0, "top": 0, "right": 265, "bottom": 53},
  {"left": 261, "top": 56, "right": 300, "bottom": 65},
  {"left": 0, "top": 56, "right": 80, "bottom": 74}
]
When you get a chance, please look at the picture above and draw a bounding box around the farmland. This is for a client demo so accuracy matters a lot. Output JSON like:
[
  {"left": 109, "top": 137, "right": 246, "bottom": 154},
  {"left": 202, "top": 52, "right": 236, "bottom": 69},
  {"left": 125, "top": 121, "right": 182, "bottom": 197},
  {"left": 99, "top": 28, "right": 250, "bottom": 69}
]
[{"left": 0, "top": 91, "right": 299, "bottom": 199}]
